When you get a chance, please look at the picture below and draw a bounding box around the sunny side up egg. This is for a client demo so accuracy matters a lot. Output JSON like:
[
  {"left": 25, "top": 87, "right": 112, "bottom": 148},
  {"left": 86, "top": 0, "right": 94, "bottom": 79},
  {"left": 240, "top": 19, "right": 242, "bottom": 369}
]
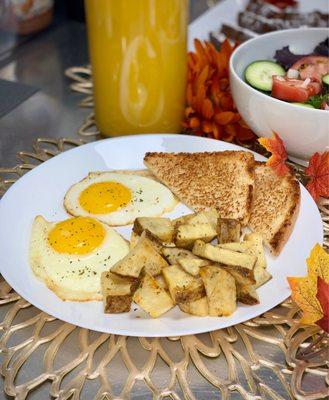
[
  {"left": 29, "top": 215, "right": 129, "bottom": 301},
  {"left": 64, "top": 172, "right": 177, "bottom": 226}
]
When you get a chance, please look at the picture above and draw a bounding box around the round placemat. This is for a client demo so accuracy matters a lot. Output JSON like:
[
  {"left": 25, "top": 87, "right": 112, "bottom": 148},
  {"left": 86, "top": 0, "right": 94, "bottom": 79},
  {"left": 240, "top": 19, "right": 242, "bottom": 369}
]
[{"left": 0, "top": 137, "right": 328, "bottom": 400}]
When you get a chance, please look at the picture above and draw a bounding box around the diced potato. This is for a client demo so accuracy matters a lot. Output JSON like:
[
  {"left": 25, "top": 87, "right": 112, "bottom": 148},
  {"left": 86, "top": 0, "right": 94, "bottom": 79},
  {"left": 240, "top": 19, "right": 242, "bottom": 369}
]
[
  {"left": 193, "top": 240, "right": 256, "bottom": 271},
  {"left": 201, "top": 209, "right": 219, "bottom": 229},
  {"left": 236, "top": 283, "right": 259, "bottom": 305},
  {"left": 174, "top": 223, "right": 217, "bottom": 249},
  {"left": 185, "top": 210, "right": 218, "bottom": 228},
  {"left": 130, "top": 229, "right": 164, "bottom": 252},
  {"left": 179, "top": 296, "right": 209, "bottom": 316},
  {"left": 220, "top": 234, "right": 269, "bottom": 287},
  {"left": 200, "top": 266, "right": 236, "bottom": 316},
  {"left": 218, "top": 242, "right": 251, "bottom": 252},
  {"left": 133, "top": 217, "right": 174, "bottom": 243},
  {"left": 130, "top": 231, "right": 140, "bottom": 250},
  {"left": 155, "top": 274, "right": 168, "bottom": 290},
  {"left": 172, "top": 215, "right": 189, "bottom": 227},
  {"left": 244, "top": 233, "right": 267, "bottom": 270},
  {"left": 101, "top": 272, "right": 138, "bottom": 313},
  {"left": 253, "top": 266, "right": 272, "bottom": 288},
  {"left": 143, "top": 230, "right": 165, "bottom": 253},
  {"left": 225, "top": 267, "right": 256, "bottom": 286},
  {"left": 173, "top": 210, "right": 218, "bottom": 229},
  {"left": 218, "top": 218, "right": 241, "bottom": 244},
  {"left": 162, "top": 265, "right": 206, "bottom": 304},
  {"left": 111, "top": 232, "right": 168, "bottom": 278},
  {"left": 133, "top": 273, "right": 174, "bottom": 318},
  {"left": 162, "top": 247, "right": 196, "bottom": 265},
  {"left": 177, "top": 257, "right": 209, "bottom": 276}
]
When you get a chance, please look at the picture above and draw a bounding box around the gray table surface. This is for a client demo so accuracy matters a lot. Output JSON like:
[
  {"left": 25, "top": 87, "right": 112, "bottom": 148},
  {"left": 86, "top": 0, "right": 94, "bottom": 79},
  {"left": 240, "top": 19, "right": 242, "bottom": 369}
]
[{"left": 0, "top": 2, "right": 221, "bottom": 399}]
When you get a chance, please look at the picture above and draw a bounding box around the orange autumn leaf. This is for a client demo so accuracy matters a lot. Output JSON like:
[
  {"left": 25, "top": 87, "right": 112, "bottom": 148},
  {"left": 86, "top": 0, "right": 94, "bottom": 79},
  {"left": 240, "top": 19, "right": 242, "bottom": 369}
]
[
  {"left": 287, "top": 244, "right": 329, "bottom": 332},
  {"left": 305, "top": 151, "right": 329, "bottom": 202},
  {"left": 258, "top": 132, "right": 290, "bottom": 176},
  {"left": 183, "top": 39, "right": 256, "bottom": 143}
]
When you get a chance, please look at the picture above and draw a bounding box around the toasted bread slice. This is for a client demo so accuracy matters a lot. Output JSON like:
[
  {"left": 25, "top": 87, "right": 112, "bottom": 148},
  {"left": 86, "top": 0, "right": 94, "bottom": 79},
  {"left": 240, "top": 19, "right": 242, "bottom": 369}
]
[
  {"left": 248, "top": 162, "right": 300, "bottom": 256},
  {"left": 144, "top": 151, "right": 255, "bottom": 225}
]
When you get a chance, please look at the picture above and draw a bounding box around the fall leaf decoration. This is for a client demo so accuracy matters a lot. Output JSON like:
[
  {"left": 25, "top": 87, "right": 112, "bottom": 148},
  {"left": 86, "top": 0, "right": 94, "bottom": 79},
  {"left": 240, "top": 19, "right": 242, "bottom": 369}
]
[
  {"left": 288, "top": 244, "right": 329, "bottom": 333},
  {"left": 305, "top": 151, "right": 329, "bottom": 202},
  {"left": 258, "top": 132, "right": 290, "bottom": 176},
  {"left": 183, "top": 39, "right": 256, "bottom": 142}
]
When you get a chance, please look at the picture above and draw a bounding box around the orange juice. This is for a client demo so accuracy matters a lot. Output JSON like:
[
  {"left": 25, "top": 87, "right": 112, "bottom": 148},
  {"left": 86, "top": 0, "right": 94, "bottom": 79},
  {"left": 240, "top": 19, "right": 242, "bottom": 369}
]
[{"left": 85, "top": 0, "right": 188, "bottom": 136}]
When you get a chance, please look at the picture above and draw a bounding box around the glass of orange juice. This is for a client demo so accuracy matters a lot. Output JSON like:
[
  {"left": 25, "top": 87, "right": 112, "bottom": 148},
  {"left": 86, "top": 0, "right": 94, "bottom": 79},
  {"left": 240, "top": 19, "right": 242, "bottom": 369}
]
[{"left": 85, "top": 0, "right": 188, "bottom": 137}]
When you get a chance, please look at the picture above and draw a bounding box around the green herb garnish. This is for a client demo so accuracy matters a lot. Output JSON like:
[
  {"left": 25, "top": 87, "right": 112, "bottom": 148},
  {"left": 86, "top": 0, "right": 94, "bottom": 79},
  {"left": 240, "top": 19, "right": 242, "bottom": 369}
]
[{"left": 306, "top": 93, "right": 329, "bottom": 109}]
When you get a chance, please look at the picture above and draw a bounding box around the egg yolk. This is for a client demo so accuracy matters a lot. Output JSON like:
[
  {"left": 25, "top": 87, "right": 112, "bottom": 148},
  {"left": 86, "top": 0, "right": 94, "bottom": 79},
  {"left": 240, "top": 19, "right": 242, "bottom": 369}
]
[
  {"left": 48, "top": 217, "right": 105, "bottom": 255},
  {"left": 79, "top": 181, "right": 132, "bottom": 214}
]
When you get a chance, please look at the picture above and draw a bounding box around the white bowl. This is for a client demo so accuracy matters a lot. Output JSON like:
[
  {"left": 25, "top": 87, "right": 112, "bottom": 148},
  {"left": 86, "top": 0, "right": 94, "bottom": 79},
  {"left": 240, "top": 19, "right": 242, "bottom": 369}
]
[{"left": 229, "top": 28, "right": 329, "bottom": 163}]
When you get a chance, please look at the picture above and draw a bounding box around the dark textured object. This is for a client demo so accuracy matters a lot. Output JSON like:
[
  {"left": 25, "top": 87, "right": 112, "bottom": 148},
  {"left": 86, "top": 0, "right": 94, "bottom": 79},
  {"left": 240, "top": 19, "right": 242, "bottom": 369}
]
[
  {"left": 239, "top": 10, "right": 328, "bottom": 33},
  {"left": 209, "top": 25, "right": 254, "bottom": 49},
  {"left": 239, "top": 0, "right": 328, "bottom": 33},
  {"left": 209, "top": 31, "right": 222, "bottom": 50},
  {"left": 245, "top": 0, "right": 297, "bottom": 17},
  {"left": 220, "top": 24, "right": 254, "bottom": 43}
]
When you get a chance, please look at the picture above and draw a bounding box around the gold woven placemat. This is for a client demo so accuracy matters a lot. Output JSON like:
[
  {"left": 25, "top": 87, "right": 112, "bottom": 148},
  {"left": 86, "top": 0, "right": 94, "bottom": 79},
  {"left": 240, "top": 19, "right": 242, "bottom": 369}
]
[{"left": 0, "top": 75, "right": 328, "bottom": 400}]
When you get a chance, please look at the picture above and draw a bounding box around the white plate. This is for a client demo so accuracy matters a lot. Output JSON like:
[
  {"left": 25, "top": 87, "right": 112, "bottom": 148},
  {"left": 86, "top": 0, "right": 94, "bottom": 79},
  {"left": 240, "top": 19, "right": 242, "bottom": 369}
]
[{"left": 0, "top": 134, "right": 323, "bottom": 337}]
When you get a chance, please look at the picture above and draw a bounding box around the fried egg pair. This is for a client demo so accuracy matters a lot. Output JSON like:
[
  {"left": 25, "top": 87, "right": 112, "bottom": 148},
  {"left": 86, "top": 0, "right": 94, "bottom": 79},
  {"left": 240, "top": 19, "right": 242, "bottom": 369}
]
[
  {"left": 64, "top": 172, "right": 177, "bottom": 226},
  {"left": 30, "top": 215, "right": 129, "bottom": 301}
]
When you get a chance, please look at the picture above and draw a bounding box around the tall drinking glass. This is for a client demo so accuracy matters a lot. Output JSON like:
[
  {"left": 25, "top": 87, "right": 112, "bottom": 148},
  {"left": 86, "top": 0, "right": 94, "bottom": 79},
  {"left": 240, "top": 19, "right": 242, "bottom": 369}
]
[{"left": 85, "top": 0, "right": 188, "bottom": 137}]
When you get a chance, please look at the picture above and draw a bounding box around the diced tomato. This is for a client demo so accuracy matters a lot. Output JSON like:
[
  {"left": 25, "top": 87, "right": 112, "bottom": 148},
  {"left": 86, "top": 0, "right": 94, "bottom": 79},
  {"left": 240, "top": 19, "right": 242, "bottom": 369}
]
[
  {"left": 291, "top": 56, "right": 329, "bottom": 82},
  {"left": 271, "top": 76, "right": 321, "bottom": 102}
]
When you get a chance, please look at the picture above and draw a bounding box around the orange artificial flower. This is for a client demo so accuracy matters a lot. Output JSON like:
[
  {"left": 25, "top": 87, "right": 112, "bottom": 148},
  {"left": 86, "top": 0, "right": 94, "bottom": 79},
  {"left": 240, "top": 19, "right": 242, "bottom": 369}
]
[{"left": 183, "top": 39, "right": 256, "bottom": 142}]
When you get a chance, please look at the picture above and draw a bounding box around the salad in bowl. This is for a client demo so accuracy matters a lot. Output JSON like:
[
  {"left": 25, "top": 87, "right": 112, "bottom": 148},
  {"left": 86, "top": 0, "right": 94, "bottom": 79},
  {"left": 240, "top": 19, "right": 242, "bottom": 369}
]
[
  {"left": 230, "top": 28, "right": 329, "bottom": 162},
  {"left": 244, "top": 38, "right": 329, "bottom": 110}
]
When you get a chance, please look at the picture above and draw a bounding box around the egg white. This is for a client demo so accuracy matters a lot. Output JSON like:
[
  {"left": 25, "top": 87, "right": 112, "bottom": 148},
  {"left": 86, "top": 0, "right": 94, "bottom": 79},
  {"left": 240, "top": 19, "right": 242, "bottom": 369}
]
[
  {"left": 64, "top": 172, "right": 177, "bottom": 226},
  {"left": 29, "top": 215, "right": 129, "bottom": 301}
]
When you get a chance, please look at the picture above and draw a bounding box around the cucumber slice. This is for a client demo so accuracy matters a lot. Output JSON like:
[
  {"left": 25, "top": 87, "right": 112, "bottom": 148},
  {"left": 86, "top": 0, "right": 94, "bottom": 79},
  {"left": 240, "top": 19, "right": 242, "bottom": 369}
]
[
  {"left": 291, "top": 102, "right": 315, "bottom": 109},
  {"left": 322, "top": 74, "right": 329, "bottom": 85},
  {"left": 244, "top": 60, "right": 285, "bottom": 91}
]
